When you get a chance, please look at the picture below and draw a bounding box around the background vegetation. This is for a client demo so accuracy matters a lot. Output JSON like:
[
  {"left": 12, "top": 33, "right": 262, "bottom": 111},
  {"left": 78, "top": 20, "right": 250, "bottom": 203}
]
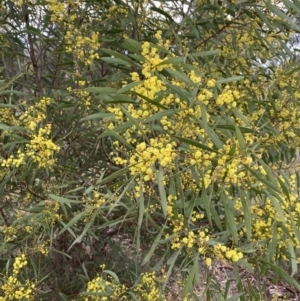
[{"left": 1, "top": 0, "right": 300, "bottom": 300}]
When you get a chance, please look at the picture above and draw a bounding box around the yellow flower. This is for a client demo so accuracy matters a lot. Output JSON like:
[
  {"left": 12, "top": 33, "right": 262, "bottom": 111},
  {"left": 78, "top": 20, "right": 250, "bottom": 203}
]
[{"left": 205, "top": 258, "right": 212, "bottom": 266}]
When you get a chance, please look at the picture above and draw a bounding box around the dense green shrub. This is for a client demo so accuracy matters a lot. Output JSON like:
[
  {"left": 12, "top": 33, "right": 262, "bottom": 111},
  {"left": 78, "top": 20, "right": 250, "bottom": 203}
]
[{"left": 1, "top": 0, "right": 300, "bottom": 300}]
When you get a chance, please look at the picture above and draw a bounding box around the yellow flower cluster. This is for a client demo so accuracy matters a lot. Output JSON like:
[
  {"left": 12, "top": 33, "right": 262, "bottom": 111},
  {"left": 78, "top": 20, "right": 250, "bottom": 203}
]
[
  {"left": 108, "top": 5, "right": 129, "bottom": 17},
  {"left": 2, "top": 226, "right": 17, "bottom": 242},
  {"left": 83, "top": 269, "right": 166, "bottom": 301},
  {"left": 128, "top": 140, "right": 177, "bottom": 181},
  {"left": 41, "top": 201, "right": 61, "bottom": 225},
  {"left": 25, "top": 124, "right": 60, "bottom": 168},
  {"left": 134, "top": 272, "right": 165, "bottom": 301},
  {"left": 264, "top": 88, "right": 300, "bottom": 147},
  {"left": 19, "top": 97, "right": 51, "bottom": 130},
  {"left": 48, "top": 0, "right": 100, "bottom": 65},
  {"left": 141, "top": 41, "right": 169, "bottom": 78},
  {"left": 205, "top": 258, "right": 212, "bottom": 266},
  {"left": 213, "top": 244, "right": 243, "bottom": 263},
  {"left": 211, "top": 137, "right": 256, "bottom": 187},
  {"left": 165, "top": 195, "right": 243, "bottom": 265},
  {"left": 189, "top": 70, "right": 202, "bottom": 84},
  {"left": 65, "top": 29, "right": 100, "bottom": 65},
  {"left": 1, "top": 150, "right": 25, "bottom": 168},
  {"left": 0, "top": 108, "right": 17, "bottom": 125},
  {"left": 166, "top": 198, "right": 211, "bottom": 258},
  {"left": 197, "top": 88, "right": 213, "bottom": 105},
  {"left": 0, "top": 277, "right": 35, "bottom": 301},
  {"left": 0, "top": 254, "right": 36, "bottom": 301},
  {"left": 84, "top": 275, "right": 126, "bottom": 301},
  {"left": 235, "top": 174, "right": 300, "bottom": 261},
  {"left": 67, "top": 82, "right": 92, "bottom": 108},
  {"left": 215, "top": 85, "right": 240, "bottom": 108},
  {"left": 47, "top": 0, "right": 65, "bottom": 22},
  {"left": 131, "top": 74, "right": 166, "bottom": 102},
  {"left": 33, "top": 242, "right": 49, "bottom": 255},
  {"left": 13, "top": 254, "right": 27, "bottom": 275},
  {"left": 82, "top": 191, "right": 107, "bottom": 222}
]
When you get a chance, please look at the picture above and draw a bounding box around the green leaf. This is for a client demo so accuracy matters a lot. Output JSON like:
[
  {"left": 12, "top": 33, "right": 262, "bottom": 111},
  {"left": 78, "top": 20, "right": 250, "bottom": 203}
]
[
  {"left": 233, "top": 265, "right": 246, "bottom": 301},
  {"left": 258, "top": 159, "right": 279, "bottom": 189},
  {"left": 174, "top": 160, "right": 185, "bottom": 209},
  {"left": 165, "top": 83, "right": 190, "bottom": 102},
  {"left": 99, "top": 126, "right": 136, "bottom": 151},
  {"left": 235, "top": 126, "right": 247, "bottom": 154},
  {"left": 266, "top": 193, "right": 286, "bottom": 223},
  {"left": 137, "top": 180, "right": 144, "bottom": 233},
  {"left": 216, "top": 76, "right": 244, "bottom": 84},
  {"left": 156, "top": 57, "right": 185, "bottom": 66},
  {"left": 188, "top": 49, "right": 221, "bottom": 57},
  {"left": 216, "top": 125, "right": 254, "bottom": 134},
  {"left": 243, "top": 165, "right": 280, "bottom": 193},
  {"left": 209, "top": 197, "right": 223, "bottom": 231},
  {"left": 68, "top": 214, "right": 96, "bottom": 251},
  {"left": 122, "top": 39, "right": 142, "bottom": 54},
  {"left": 142, "top": 225, "right": 166, "bottom": 266},
  {"left": 254, "top": 8, "right": 273, "bottom": 30},
  {"left": 57, "top": 211, "right": 85, "bottom": 236},
  {"left": 173, "top": 136, "right": 217, "bottom": 153},
  {"left": 48, "top": 194, "right": 82, "bottom": 205},
  {"left": 102, "top": 48, "right": 138, "bottom": 65},
  {"left": 144, "top": 109, "right": 177, "bottom": 123},
  {"left": 164, "top": 249, "right": 181, "bottom": 290},
  {"left": 221, "top": 192, "right": 238, "bottom": 245},
  {"left": 133, "top": 92, "right": 169, "bottom": 110},
  {"left": 103, "top": 270, "right": 120, "bottom": 283},
  {"left": 290, "top": 215, "right": 300, "bottom": 249},
  {"left": 100, "top": 57, "right": 130, "bottom": 66},
  {"left": 277, "top": 175, "right": 290, "bottom": 200},
  {"left": 238, "top": 259, "right": 254, "bottom": 273},
  {"left": 164, "top": 68, "right": 194, "bottom": 86},
  {"left": 240, "top": 191, "right": 252, "bottom": 242},
  {"left": 117, "top": 81, "right": 142, "bottom": 94},
  {"left": 96, "top": 166, "right": 130, "bottom": 186},
  {"left": 287, "top": 243, "right": 297, "bottom": 277},
  {"left": 86, "top": 87, "right": 117, "bottom": 94},
  {"left": 267, "top": 222, "right": 278, "bottom": 261},
  {"left": 182, "top": 252, "right": 199, "bottom": 297},
  {"left": 0, "top": 104, "right": 17, "bottom": 108},
  {"left": 281, "top": 0, "right": 300, "bottom": 16},
  {"left": 201, "top": 187, "right": 212, "bottom": 227},
  {"left": 157, "top": 166, "right": 167, "bottom": 218},
  {"left": 199, "top": 102, "right": 208, "bottom": 133},
  {"left": 204, "top": 124, "right": 223, "bottom": 150},
  {"left": 0, "top": 124, "right": 25, "bottom": 131},
  {"left": 264, "top": 1, "right": 299, "bottom": 30},
  {"left": 80, "top": 112, "right": 115, "bottom": 122}
]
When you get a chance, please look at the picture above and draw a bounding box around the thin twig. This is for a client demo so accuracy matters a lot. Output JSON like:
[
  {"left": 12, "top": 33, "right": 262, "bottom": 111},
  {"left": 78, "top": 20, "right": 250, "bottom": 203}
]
[
  {"left": 23, "top": 4, "right": 43, "bottom": 93},
  {"left": 194, "top": 12, "right": 243, "bottom": 49}
]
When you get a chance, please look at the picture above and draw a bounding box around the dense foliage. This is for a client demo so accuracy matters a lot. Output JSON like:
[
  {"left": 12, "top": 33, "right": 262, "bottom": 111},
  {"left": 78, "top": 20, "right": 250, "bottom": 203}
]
[{"left": 1, "top": 0, "right": 300, "bottom": 300}]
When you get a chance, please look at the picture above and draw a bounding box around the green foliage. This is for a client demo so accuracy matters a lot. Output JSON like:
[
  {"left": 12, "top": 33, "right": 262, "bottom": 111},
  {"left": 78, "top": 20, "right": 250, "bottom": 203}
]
[{"left": 1, "top": 0, "right": 300, "bottom": 300}]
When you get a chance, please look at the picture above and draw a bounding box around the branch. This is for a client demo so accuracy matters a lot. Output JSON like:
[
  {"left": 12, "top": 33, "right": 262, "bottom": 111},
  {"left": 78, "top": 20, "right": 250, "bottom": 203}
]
[
  {"left": 194, "top": 12, "right": 243, "bottom": 49},
  {"left": 23, "top": 4, "right": 43, "bottom": 93}
]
